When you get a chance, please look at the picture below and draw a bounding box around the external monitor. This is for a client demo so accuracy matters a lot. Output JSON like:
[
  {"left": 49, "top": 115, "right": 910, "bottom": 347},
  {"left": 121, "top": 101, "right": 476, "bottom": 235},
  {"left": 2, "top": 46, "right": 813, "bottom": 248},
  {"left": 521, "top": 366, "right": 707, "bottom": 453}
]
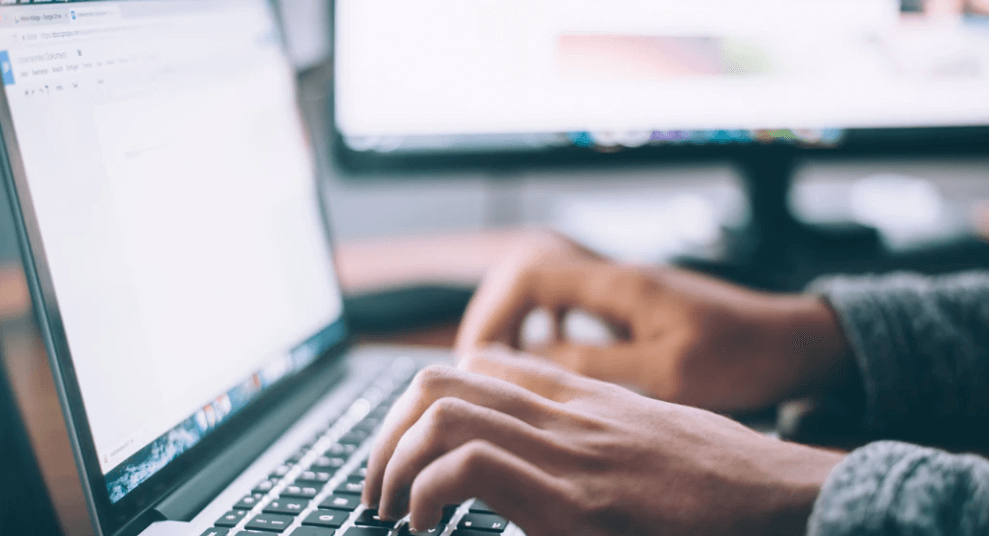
[{"left": 332, "top": 0, "right": 989, "bottom": 172}]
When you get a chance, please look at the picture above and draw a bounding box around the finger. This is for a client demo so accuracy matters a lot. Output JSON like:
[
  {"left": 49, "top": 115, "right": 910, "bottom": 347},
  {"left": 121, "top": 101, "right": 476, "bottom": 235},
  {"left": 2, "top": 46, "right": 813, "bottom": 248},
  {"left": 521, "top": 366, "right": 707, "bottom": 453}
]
[
  {"left": 363, "top": 365, "right": 559, "bottom": 508},
  {"left": 455, "top": 231, "right": 604, "bottom": 353},
  {"left": 407, "top": 440, "right": 572, "bottom": 536},
  {"left": 528, "top": 265, "right": 639, "bottom": 327},
  {"left": 458, "top": 345, "right": 590, "bottom": 402},
  {"left": 378, "top": 397, "right": 562, "bottom": 520},
  {"left": 455, "top": 260, "right": 540, "bottom": 354},
  {"left": 458, "top": 264, "right": 640, "bottom": 354},
  {"left": 542, "top": 342, "right": 654, "bottom": 387}
]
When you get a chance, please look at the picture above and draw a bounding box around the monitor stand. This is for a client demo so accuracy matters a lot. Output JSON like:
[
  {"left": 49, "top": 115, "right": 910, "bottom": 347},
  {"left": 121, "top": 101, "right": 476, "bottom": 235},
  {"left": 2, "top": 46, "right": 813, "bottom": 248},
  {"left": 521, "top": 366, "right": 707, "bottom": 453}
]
[{"left": 676, "top": 147, "right": 989, "bottom": 292}]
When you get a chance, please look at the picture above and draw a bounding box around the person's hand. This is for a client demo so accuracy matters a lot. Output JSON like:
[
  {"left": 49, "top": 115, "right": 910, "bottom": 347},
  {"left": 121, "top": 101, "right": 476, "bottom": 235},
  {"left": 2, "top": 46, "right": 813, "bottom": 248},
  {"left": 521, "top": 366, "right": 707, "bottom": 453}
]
[
  {"left": 456, "top": 231, "right": 854, "bottom": 412},
  {"left": 362, "top": 348, "right": 845, "bottom": 536}
]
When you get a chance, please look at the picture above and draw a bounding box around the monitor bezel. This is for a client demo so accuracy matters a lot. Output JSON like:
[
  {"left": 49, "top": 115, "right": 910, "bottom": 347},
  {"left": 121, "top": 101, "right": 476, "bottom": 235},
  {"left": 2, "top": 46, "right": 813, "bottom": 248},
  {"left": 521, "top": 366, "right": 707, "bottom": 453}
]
[
  {"left": 0, "top": 1, "right": 353, "bottom": 534},
  {"left": 330, "top": 124, "right": 989, "bottom": 175}
]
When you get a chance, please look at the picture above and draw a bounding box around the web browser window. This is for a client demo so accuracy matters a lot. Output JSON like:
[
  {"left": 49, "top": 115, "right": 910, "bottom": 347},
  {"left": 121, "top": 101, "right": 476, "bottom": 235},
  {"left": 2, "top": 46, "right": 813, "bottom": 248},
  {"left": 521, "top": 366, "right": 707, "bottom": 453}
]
[{"left": 0, "top": 0, "right": 344, "bottom": 502}]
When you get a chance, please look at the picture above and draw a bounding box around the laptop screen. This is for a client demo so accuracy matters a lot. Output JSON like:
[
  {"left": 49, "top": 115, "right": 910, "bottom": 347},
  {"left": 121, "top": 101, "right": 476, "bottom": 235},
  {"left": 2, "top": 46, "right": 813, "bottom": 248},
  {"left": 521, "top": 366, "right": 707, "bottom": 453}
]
[{"left": 0, "top": 0, "right": 345, "bottom": 506}]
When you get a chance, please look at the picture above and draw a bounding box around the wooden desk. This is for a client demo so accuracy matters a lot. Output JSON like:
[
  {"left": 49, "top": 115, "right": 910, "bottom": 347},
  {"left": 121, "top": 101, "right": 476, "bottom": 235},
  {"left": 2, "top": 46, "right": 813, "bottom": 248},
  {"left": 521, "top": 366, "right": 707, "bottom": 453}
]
[{"left": 0, "top": 229, "right": 528, "bottom": 536}]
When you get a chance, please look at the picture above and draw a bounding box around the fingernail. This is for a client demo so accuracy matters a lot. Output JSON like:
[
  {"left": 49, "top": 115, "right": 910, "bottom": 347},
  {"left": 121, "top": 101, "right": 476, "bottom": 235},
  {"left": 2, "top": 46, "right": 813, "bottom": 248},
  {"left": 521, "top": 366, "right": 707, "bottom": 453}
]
[{"left": 379, "top": 505, "right": 393, "bottom": 521}]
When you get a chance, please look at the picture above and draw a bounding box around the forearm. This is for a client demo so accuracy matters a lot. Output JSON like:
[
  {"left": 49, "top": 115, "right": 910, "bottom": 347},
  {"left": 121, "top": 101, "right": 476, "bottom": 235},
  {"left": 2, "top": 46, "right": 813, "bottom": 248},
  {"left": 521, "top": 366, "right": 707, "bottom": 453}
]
[{"left": 808, "top": 441, "right": 989, "bottom": 536}]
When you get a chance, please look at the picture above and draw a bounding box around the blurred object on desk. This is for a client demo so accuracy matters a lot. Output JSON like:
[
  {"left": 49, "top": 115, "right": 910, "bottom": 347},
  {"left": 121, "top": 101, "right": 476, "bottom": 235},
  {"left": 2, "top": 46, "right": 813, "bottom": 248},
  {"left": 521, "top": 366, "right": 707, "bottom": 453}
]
[
  {"left": 334, "top": 229, "right": 532, "bottom": 292},
  {"left": 791, "top": 158, "right": 989, "bottom": 251},
  {"left": 344, "top": 285, "right": 474, "bottom": 338},
  {"left": 1, "top": 263, "right": 92, "bottom": 536},
  {"left": 0, "top": 263, "right": 29, "bottom": 320},
  {"left": 336, "top": 229, "right": 534, "bottom": 342},
  {"left": 0, "top": 337, "right": 61, "bottom": 536}
]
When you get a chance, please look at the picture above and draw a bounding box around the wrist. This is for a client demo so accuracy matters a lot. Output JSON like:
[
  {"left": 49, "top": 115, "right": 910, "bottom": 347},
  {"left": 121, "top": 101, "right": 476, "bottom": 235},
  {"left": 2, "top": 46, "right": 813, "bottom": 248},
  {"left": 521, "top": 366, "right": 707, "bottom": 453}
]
[
  {"left": 757, "top": 442, "right": 845, "bottom": 536},
  {"left": 774, "top": 295, "right": 856, "bottom": 400}
]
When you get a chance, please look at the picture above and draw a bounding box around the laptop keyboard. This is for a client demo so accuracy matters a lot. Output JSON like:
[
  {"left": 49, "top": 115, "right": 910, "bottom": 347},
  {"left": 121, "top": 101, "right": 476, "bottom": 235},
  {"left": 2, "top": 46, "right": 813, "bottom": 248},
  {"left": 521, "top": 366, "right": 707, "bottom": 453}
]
[{"left": 197, "top": 363, "right": 511, "bottom": 536}]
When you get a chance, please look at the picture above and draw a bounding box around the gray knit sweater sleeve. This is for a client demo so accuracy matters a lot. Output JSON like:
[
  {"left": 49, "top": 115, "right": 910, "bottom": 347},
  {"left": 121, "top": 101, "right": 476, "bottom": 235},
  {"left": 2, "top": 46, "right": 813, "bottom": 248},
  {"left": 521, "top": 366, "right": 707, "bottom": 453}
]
[
  {"left": 807, "top": 271, "right": 989, "bottom": 435},
  {"left": 808, "top": 441, "right": 989, "bottom": 535},
  {"left": 804, "top": 271, "right": 989, "bottom": 536}
]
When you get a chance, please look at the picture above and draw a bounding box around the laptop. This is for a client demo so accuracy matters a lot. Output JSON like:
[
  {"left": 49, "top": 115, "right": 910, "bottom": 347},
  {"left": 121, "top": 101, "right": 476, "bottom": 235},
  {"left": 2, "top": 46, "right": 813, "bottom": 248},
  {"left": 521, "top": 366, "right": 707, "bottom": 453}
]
[{"left": 0, "top": 2, "right": 516, "bottom": 536}]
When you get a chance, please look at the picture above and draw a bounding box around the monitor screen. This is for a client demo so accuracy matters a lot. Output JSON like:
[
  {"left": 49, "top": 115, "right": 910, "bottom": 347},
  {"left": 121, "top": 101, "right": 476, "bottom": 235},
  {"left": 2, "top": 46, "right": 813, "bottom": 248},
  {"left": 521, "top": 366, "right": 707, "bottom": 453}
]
[
  {"left": 0, "top": 0, "right": 345, "bottom": 504},
  {"left": 334, "top": 0, "right": 989, "bottom": 157}
]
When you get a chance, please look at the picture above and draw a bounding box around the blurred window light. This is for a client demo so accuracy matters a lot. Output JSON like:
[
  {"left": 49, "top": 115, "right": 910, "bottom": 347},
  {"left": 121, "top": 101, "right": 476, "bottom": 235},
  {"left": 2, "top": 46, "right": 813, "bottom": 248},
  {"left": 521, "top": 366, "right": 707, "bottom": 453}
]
[
  {"left": 849, "top": 174, "right": 943, "bottom": 237},
  {"left": 277, "top": 0, "right": 330, "bottom": 70},
  {"left": 792, "top": 173, "right": 954, "bottom": 249},
  {"left": 550, "top": 192, "right": 725, "bottom": 263}
]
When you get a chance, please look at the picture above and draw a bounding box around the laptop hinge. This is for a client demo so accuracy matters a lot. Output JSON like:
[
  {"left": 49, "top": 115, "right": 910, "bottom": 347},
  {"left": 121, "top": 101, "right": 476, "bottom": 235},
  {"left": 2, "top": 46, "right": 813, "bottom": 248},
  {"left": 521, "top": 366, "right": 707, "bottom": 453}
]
[{"left": 153, "top": 358, "right": 347, "bottom": 523}]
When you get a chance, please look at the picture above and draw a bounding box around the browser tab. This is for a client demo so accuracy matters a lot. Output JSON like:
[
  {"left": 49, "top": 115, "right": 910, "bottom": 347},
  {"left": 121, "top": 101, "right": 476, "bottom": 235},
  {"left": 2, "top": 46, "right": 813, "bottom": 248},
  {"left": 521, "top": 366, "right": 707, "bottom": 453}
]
[{"left": 11, "top": 10, "right": 70, "bottom": 26}]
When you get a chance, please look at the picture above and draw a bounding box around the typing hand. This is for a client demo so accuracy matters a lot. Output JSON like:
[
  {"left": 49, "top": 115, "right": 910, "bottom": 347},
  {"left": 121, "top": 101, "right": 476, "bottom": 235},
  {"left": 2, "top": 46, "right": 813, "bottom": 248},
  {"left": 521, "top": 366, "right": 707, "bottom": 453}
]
[
  {"left": 456, "top": 230, "right": 853, "bottom": 412},
  {"left": 362, "top": 350, "right": 844, "bottom": 536}
]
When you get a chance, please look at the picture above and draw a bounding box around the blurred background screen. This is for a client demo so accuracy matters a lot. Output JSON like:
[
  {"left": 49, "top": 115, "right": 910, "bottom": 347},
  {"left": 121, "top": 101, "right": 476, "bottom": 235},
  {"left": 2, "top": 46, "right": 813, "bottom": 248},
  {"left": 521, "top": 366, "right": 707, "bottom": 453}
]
[{"left": 333, "top": 0, "right": 989, "bottom": 161}]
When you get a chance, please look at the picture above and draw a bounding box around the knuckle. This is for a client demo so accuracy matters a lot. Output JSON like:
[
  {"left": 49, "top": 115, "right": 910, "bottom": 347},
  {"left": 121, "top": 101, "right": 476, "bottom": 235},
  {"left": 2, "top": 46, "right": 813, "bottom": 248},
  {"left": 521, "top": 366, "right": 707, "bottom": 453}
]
[
  {"left": 457, "top": 351, "right": 484, "bottom": 373},
  {"left": 424, "top": 397, "right": 469, "bottom": 430},
  {"left": 573, "top": 481, "right": 624, "bottom": 528},
  {"left": 412, "top": 365, "right": 454, "bottom": 395},
  {"left": 454, "top": 439, "right": 495, "bottom": 479}
]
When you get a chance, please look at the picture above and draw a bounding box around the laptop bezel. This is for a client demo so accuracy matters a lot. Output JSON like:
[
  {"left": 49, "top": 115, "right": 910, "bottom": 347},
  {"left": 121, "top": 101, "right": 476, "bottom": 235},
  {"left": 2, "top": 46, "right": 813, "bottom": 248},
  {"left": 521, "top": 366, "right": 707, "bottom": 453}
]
[{"left": 0, "top": 1, "right": 355, "bottom": 534}]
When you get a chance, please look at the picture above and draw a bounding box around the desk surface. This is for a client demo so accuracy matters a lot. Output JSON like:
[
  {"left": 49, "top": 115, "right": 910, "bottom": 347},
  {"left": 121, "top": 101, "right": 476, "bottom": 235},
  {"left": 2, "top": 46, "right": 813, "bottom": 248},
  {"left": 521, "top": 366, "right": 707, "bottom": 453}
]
[{"left": 0, "top": 230, "right": 529, "bottom": 536}]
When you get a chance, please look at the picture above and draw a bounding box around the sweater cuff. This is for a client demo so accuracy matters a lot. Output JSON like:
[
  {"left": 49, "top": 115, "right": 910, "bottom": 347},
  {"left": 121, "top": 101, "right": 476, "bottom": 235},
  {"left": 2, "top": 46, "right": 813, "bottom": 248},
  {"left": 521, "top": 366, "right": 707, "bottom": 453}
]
[
  {"left": 805, "top": 275, "right": 889, "bottom": 430},
  {"left": 807, "top": 441, "right": 989, "bottom": 536}
]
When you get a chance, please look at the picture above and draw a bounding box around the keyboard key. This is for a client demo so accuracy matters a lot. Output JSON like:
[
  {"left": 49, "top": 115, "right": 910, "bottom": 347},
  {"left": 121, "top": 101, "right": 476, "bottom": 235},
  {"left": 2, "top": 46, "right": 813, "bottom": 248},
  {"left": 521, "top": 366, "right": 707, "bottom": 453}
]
[
  {"left": 336, "top": 478, "right": 364, "bottom": 495},
  {"left": 234, "top": 493, "right": 265, "bottom": 510},
  {"left": 320, "top": 494, "right": 361, "bottom": 511},
  {"left": 351, "top": 466, "right": 368, "bottom": 478},
  {"left": 441, "top": 505, "right": 459, "bottom": 523},
  {"left": 252, "top": 479, "right": 279, "bottom": 494},
  {"left": 453, "top": 530, "right": 499, "bottom": 536},
  {"left": 352, "top": 417, "right": 382, "bottom": 433},
  {"left": 458, "top": 513, "right": 508, "bottom": 532},
  {"left": 295, "top": 470, "right": 332, "bottom": 486},
  {"left": 282, "top": 485, "right": 320, "bottom": 499},
  {"left": 301, "top": 509, "right": 349, "bottom": 528},
  {"left": 338, "top": 430, "right": 370, "bottom": 446},
  {"left": 215, "top": 510, "right": 248, "bottom": 528},
  {"left": 264, "top": 498, "right": 309, "bottom": 516},
  {"left": 325, "top": 443, "right": 357, "bottom": 456},
  {"left": 198, "top": 528, "right": 229, "bottom": 536},
  {"left": 354, "top": 509, "right": 396, "bottom": 528},
  {"left": 244, "top": 513, "right": 294, "bottom": 532},
  {"left": 342, "top": 527, "right": 391, "bottom": 536},
  {"left": 398, "top": 522, "right": 445, "bottom": 535},
  {"left": 290, "top": 528, "right": 337, "bottom": 536},
  {"left": 468, "top": 501, "right": 497, "bottom": 514},
  {"left": 270, "top": 465, "right": 292, "bottom": 479},
  {"left": 286, "top": 450, "right": 308, "bottom": 465},
  {"left": 310, "top": 456, "right": 346, "bottom": 471}
]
